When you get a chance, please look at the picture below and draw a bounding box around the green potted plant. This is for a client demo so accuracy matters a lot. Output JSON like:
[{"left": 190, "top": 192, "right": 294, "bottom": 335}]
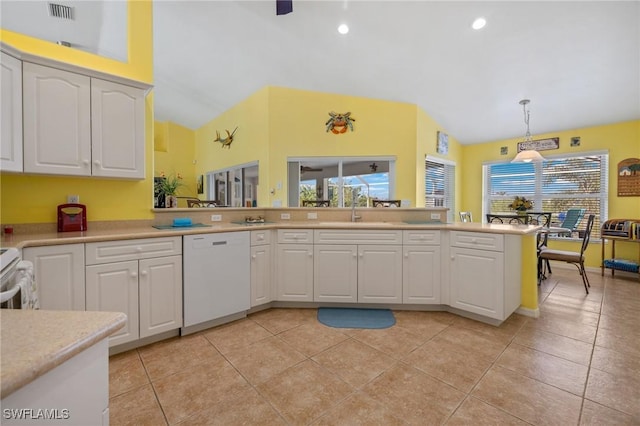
[{"left": 158, "top": 172, "right": 184, "bottom": 208}]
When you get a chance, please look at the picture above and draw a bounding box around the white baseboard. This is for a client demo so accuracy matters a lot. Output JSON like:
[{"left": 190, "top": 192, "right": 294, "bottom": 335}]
[{"left": 516, "top": 306, "right": 540, "bottom": 318}]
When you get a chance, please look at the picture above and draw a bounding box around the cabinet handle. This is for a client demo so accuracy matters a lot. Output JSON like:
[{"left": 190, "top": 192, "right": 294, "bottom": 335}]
[
  {"left": 94, "top": 160, "right": 101, "bottom": 166},
  {"left": 359, "top": 253, "right": 363, "bottom": 258},
  {"left": 136, "top": 247, "right": 143, "bottom": 252},
  {"left": 252, "top": 254, "right": 256, "bottom": 259},
  {"left": 82, "top": 159, "right": 90, "bottom": 166},
  {"left": 257, "top": 235, "right": 264, "bottom": 241},
  {"left": 308, "top": 252, "right": 313, "bottom": 257},
  {"left": 451, "top": 256, "right": 455, "bottom": 260},
  {"left": 131, "top": 271, "right": 138, "bottom": 278},
  {"left": 472, "top": 238, "right": 477, "bottom": 244},
  {"left": 352, "top": 252, "right": 357, "bottom": 258},
  {"left": 140, "top": 270, "right": 148, "bottom": 276},
  {"left": 404, "top": 252, "right": 409, "bottom": 258}
]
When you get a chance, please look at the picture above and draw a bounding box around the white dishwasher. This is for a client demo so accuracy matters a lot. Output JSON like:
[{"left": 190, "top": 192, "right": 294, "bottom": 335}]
[{"left": 183, "top": 232, "right": 250, "bottom": 328}]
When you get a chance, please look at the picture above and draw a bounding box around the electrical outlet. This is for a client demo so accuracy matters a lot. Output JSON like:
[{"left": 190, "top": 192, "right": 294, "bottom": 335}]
[
  {"left": 280, "top": 213, "right": 291, "bottom": 220},
  {"left": 430, "top": 213, "right": 441, "bottom": 220},
  {"left": 211, "top": 214, "right": 222, "bottom": 222},
  {"left": 307, "top": 212, "right": 318, "bottom": 220},
  {"left": 67, "top": 195, "right": 80, "bottom": 204}
]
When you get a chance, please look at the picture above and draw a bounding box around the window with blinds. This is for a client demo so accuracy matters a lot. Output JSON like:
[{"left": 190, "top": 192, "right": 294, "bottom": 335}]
[
  {"left": 425, "top": 156, "right": 455, "bottom": 222},
  {"left": 483, "top": 152, "right": 608, "bottom": 238}
]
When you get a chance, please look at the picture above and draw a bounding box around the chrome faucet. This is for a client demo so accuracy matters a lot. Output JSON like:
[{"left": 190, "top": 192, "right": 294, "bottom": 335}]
[{"left": 351, "top": 188, "right": 361, "bottom": 222}]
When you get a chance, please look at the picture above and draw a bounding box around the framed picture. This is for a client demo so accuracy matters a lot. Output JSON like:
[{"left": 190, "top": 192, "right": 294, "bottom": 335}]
[
  {"left": 197, "top": 175, "right": 204, "bottom": 194},
  {"left": 437, "top": 131, "right": 449, "bottom": 155}
]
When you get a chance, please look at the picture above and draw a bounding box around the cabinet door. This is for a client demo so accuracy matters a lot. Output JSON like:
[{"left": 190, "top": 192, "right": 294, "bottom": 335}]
[
  {"left": 403, "top": 246, "right": 441, "bottom": 304},
  {"left": 449, "top": 247, "right": 504, "bottom": 320},
  {"left": 251, "top": 244, "right": 272, "bottom": 307},
  {"left": 314, "top": 244, "right": 358, "bottom": 302},
  {"left": 1, "top": 52, "right": 23, "bottom": 172},
  {"left": 23, "top": 62, "right": 91, "bottom": 176},
  {"left": 276, "top": 244, "right": 314, "bottom": 301},
  {"left": 23, "top": 244, "right": 85, "bottom": 311},
  {"left": 139, "top": 256, "right": 182, "bottom": 339},
  {"left": 86, "top": 261, "right": 139, "bottom": 346},
  {"left": 91, "top": 79, "right": 145, "bottom": 178},
  {"left": 358, "top": 245, "right": 403, "bottom": 303}
]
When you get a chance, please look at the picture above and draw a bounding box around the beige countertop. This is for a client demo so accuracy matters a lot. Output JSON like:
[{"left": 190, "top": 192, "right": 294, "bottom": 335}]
[
  {"left": 0, "top": 310, "right": 126, "bottom": 398},
  {"left": 1, "top": 221, "right": 540, "bottom": 249}
]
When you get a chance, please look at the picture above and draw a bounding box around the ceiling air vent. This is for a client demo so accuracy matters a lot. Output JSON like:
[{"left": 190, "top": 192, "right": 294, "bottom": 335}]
[{"left": 48, "top": 3, "right": 74, "bottom": 20}]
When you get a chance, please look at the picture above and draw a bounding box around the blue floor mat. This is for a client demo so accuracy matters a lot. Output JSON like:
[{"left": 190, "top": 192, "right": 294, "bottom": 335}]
[{"left": 317, "top": 308, "right": 396, "bottom": 329}]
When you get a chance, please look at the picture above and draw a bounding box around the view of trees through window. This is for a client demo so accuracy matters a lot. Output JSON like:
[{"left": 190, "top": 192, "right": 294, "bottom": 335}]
[
  {"left": 484, "top": 153, "right": 608, "bottom": 238},
  {"left": 292, "top": 158, "right": 393, "bottom": 207}
]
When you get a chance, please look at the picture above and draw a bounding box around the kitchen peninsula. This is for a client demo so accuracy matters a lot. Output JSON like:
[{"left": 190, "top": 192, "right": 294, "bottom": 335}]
[
  {"left": 1, "top": 310, "right": 126, "bottom": 425},
  {"left": 2, "top": 207, "right": 540, "bottom": 353}
]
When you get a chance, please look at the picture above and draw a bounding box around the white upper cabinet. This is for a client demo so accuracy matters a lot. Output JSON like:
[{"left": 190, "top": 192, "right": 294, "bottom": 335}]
[
  {"left": 0, "top": 52, "right": 23, "bottom": 172},
  {"left": 22, "top": 61, "right": 145, "bottom": 179},
  {"left": 91, "top": 78, "right": 145, "bottom": 178},
  {"left": 23, "top": 62, "right": 92, "bottom": 176}
]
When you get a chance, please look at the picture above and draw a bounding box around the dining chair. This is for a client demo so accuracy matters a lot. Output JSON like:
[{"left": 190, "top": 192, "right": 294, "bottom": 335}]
[
  {"left": 187, "top": 199, "right": 218, "bottom": 207},
  {"left": 538, "top": 214, "right": 595, "bottom": 293},
  {"left": 302, "top": 200, "right": 331, "bottom": 207},
  {"left": 486, "top": 214, "right": 528, "bottom": 225},
  {"left": 372, "top": 200, "right": 401, "bottom": 207},
  {"left": 459, "top": 211, "right": 473, "bottom": 222}
]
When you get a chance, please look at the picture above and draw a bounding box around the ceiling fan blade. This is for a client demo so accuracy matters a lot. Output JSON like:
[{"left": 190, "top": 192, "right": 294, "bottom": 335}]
[
  {"left": 276, "top": 0, "right": 292, "bottom": 15},
  {"left": 301, "top": 166, "right": 323, "bottom": 173}
]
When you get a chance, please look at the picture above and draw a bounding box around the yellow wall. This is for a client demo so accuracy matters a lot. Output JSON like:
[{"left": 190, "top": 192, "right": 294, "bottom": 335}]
[
  {"left": 154, "top": 122, "right": 197, "bottom": 206},
  {"left": 416, "top": 107, "right": 462, "bottom": 211},
  {"left": 0, "top": 0, "right": 154, "bottom": 224},
  {"left": 194, "top": 87, "right": 270, "bottom": 203},
  {"left": 193, "top": 86, "right": 463, "bottom": 208},
  {"left": 461, "top": 119, "right": 640, "bottom": 267}
]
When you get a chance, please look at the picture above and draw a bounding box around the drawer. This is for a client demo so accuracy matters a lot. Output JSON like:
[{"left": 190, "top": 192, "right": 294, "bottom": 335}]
[
  {"left": 314, "top": 229, "right": 402, "bottom": 245},
  {"left": 277, "top": 229, "right": 313, "bottom": 244},
  {"left": 403, "top": 230, "right": 441, "bottom": 245},
  {"left": 251, "top": 229, "right": 272, "bottom": 246},
  {"left": 86, "top": 237, "right": 182, "bottom": 265},
  {"left": 450, "top": 231, "right": 504, "bottom": 252}
]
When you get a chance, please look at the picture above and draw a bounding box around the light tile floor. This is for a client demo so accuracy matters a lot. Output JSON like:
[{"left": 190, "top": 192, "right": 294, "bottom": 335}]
[{"left": 109, "top": 268, "right": 640, "bottom": 425}]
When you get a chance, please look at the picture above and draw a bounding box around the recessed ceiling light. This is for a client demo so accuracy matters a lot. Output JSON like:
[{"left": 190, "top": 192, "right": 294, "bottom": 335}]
[
  {"left": 338, "top": 24, "right": 349, "bottom": 35},
  {"left": 472, "top": 17, "right": 486, "bottom": 30}
]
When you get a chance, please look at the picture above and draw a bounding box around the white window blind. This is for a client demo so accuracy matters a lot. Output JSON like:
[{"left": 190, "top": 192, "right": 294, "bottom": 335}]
[
  {"left": 425, "top": 156, "right": 455, "bottom": 223},
  {"left": 483, "top": 152, "right": 608, "bottom": 237}
]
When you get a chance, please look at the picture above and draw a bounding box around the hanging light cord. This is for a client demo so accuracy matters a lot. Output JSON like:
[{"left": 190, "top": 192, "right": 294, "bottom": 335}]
[{"left": 520, "top": 99, "right": 532, "bottom": 142}]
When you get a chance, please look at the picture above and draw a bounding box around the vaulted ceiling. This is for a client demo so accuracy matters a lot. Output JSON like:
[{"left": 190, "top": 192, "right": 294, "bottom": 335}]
[
  {"left": 2, "top": 1, "right": 639, "bottom": 145},
  {"left": 152, "top": 1, "right": 640, "bottom": 144}
]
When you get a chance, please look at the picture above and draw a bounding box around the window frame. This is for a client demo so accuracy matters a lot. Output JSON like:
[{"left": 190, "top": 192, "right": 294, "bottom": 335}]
[
  {"left": 482, "top": 150, "right": 608, "bottom": 239},
  {"left": 425, "top": 155, "right": 456, "bottom": 223}
]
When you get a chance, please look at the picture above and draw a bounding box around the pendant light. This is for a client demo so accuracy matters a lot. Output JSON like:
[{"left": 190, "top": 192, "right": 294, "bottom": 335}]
[{"left": 512, "top": 99, "right": 545, "bottom": 163}]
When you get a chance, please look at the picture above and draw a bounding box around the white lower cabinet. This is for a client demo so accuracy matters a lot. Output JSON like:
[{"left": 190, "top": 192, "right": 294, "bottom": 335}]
[
  {"left": 85, "top": 237, "right": 182, "bottom": 347},
  {"left": 402, "top": 230, "right": 441, "bottom": 304},
  {"left": 357, "top": 245, "right": 403, "bottom": 303},
  {"left": 276, "top": 244, "right": 314, "bottom": 301},
  {"left": 86, "top": 261, "right": 139, "bottom": 346},
  {"left": 276, "top": 230, "right": 314, "bottom": 302},
  {"left": 314, "top": 244, "right": 358, "bottom": 302},
  {"left": 313, "top": 230, "right": 404, "bottom": 304},
  {"left": 251, "top": 230, "right": 272, "bottom": 307},
  {"left": 448, "top": 231, "right": 521, "bottom": 321},
  {"left": 403, "top": 245, "right": 441, "bottom": 304},
  {"left": 23, "top": 244, "right": 85, "bottom": 311}
]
